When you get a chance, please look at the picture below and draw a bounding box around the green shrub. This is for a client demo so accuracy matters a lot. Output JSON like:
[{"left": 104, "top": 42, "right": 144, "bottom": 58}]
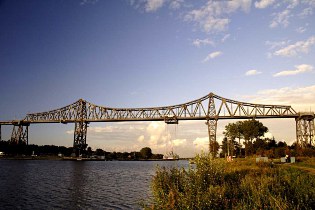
[{"left": 144, "top": 154, "right": 315, "bottom": 209}]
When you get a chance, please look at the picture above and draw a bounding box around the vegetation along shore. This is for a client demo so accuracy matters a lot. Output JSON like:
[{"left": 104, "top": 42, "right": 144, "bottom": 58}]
[{"left": 143, "top": 153, "right": 315, "bottom": 209}]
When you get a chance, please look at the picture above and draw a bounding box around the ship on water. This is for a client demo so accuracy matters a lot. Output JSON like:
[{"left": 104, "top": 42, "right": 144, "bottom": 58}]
[{"left": 163, "top": 150, "right": 179, "bottom": 160}]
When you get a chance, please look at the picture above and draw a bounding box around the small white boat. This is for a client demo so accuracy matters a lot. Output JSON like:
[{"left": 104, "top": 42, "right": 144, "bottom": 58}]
[
  {"left": 77, "top": 155, "right": 82, "bottom": 161},
  {"left": 163, "top": 151, "right": 179, "bottom": 160}
]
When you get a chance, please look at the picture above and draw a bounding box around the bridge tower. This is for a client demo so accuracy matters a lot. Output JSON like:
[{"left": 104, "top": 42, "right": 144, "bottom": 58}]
[
  {"left": 207, "top": 93, "right": 218, "bottom": 157},
  {"left": 73, "top": 99, "right": 88, "bottom": 156},
  {"left": 10, "top": 124, "right": 29, "bottom": 145},
  {"left": 296, "top": 112, "right": 315, "bottom": 147}
]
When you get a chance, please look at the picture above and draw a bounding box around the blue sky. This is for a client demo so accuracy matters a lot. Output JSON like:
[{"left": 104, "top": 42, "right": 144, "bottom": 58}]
[{"left": 1, "top": 0, "right": 314, "bottom": 157}]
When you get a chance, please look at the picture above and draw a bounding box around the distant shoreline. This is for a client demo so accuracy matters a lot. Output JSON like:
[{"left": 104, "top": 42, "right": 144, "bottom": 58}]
[{"left": 0, "top": 156, "right": 190, "bottom": 161}]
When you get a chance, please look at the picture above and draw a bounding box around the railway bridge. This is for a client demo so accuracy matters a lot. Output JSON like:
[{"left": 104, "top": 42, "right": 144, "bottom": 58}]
[{"left": 0, "top": 92, "right": 314, "bottom": 156}]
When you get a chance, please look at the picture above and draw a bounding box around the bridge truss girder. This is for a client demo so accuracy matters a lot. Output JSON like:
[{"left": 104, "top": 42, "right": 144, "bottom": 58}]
[
  {"left": 296, "top": 114, "right": 315, "bottom": 147},
  {"left": 1, "top": 92, "right": 302, "bottom": 156},
  {"left": 25, "top": 93, "right": 297, "bottom": 123}
]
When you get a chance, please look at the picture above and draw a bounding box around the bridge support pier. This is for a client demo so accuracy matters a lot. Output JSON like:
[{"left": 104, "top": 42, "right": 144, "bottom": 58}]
[
  {"left": 296, "top": 113, "right": 315, "bottom": 147},
  {"left": 10, "top": 124, "right": 29, "bottom": 145},
  {"left": 73, "top": 121, "right": 88, "bottom": 156},
  {"left": 206, "top": 120, "right": 218, "bottom": 157},
  {"left": 206, "top": 93, "right": 219, "bottom": 157},
  {"left": 72, "top": 99, "right": 88, "bottom": 157}
]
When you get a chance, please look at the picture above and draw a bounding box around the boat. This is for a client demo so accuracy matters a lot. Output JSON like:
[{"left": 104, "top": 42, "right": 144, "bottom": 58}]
[
  {"left": 77, "top": 155, "right": 82, "bottom": 161},
  {"left": 163, "top": 150, "right": 179, "bottom": 160}
]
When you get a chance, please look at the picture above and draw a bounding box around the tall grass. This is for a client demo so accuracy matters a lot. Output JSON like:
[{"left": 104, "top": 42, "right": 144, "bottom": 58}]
[{"left": 144, "top": 154, "right": 315, "bottom": 209}]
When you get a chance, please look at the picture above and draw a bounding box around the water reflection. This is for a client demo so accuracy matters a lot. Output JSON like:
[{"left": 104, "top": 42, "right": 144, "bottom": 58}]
[{"left": 0, "top": 160, "right": 189, "bottom": 209}]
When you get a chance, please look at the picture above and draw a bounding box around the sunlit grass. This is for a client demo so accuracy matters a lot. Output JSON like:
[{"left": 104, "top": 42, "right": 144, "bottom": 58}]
[
  {"left": 296, "top": 157, "right": 315, "bottom": 169},
  {"left": 143, "top": 154, "right": 315, "bottom": 210}
]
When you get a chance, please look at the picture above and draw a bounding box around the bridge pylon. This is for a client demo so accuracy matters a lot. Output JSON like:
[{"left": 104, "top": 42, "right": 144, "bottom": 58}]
[
  {"left": 296, "top": 112, "right": 315, "bottom": 147},
  {"left": 207, "top": 93, "right": 219, "bottom": 157},
  {"left": 72, "top": 99, "right": 88, "bottom": 156},
  {"left": 10, "top": 124, "right": 29, "bottom": 145}
]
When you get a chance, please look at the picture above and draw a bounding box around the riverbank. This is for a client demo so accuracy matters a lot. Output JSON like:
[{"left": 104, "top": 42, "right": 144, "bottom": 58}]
[
  {"left": 0, "top": 155, "right": 62, "bottom": 160},
  {"left": 143, "top": 154, "right": 315, "bottom": 209},
  {"left": 0, "top": 155, "right": 182, "bottom": 161}
]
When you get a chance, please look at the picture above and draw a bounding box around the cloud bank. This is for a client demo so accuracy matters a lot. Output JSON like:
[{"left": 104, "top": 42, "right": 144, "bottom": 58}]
[
  {"left": 273, "top": 36, "right": 315, "bottom": 57},
  {"left": 273, "top": 64, "right": 313, "bottom": 77}
]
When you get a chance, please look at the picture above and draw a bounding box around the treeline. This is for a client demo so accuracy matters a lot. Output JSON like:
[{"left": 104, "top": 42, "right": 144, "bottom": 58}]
[
  {"left": 0, "top": 141, "right": 163, "bottom": 160},
  {"left": 218, "top": 119, "right": 315, "bottom": 158}
]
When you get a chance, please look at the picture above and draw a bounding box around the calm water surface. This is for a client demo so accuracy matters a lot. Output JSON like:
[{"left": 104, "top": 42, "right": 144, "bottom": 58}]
[{"left": 0, "top": 160, "right": 188, "bottom": 209}]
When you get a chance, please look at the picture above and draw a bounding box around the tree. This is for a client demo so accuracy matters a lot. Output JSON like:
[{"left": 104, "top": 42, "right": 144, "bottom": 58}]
[
  {"left": 223, "top": 120, "right": 268, "bottom": 157},
  {"left": 253, "top": 138, "right": 267, "bottom": 155},
  {"left": 95, "top": 148, "right": 105, "bottom": 156},
  {"left": 224, "top": 121, "right": 242, "bottom": 156},
  {"left": 87, "top": 147, "right": 93, "bottom": 157},
  {"left": 221, "top": 137, "right": 238, "bottom": 157},
  {"left": 140, "top": 147, "right": 152, "bottom": 159},
  {"left": 241, "top": 120, "right": 268, "bottom": 156},
  {"left": 209, "top": 140, "right": 220, "bottom": 158}
]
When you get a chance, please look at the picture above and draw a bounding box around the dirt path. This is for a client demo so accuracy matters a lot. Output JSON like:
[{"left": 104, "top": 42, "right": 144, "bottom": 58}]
[{"left": 284, "top": 164, "right": 315, "bottom": 175}]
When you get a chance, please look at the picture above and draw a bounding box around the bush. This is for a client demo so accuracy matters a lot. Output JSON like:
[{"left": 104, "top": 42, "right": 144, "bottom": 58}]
[{"left": 143, "top": 154, "right": 315, "bottom": 209}]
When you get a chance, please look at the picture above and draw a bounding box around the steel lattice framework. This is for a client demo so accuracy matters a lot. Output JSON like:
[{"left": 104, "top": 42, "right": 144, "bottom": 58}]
[
  {"left": 25, "top": 93, "right": 297, "bottom": 123},
  {"left": 0, "top": 92, "right": 314, "bottom": 155},
  {"left": 296, "top": 113, "right": 315, "bottom": 147}
]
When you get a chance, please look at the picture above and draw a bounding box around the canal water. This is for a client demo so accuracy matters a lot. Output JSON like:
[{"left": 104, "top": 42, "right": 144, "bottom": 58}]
[{"left": 0, "top": 160, "right": 188, "bottom": 209}]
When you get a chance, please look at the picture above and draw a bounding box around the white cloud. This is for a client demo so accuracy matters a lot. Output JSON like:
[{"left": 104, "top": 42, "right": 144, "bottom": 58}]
[
  {"left": 268, "top": 1, "right": 315, "bottom": 28},
  {"left": 255, "top": 0, "right": 275, "bottom": 9},
  {"left": 270, "top": 9, "right": 291, "bottom": 28},
  {"left": 88, "top": 126, "right": 115, "bottom": 133},
  {"left": 146, "top": 121, "right": 166, "bottom": 146},
  {"left": 265, "top": 40, "right": 290, "bottom": 50},
  {"left": 263, "top": 132, "right": 274, "bottom": 139},
  {"left": 193, "top": 137, "right": 209, "bottom": 152},
  {"left": 273, "top": 64, "right": 313, "bottom": 77},
  {"left": 243, "top": 85, "right": 315, "bottom": 111},
  {"left": 80, "top": 0, "right": 98, "bottom": 6},
  {"left": 145, "top": 0, "right": 165, "bottom": 12},
  {"left": 221, "top": 34, "right": 230, "bottom": 43},
  {"left": 66, "top": 130, "right": 73, "bottom": 134},
  {"left": 273, "top": 36, "right": 315, "bottom": 57},
  {"left": 192, "top": 38, "right": 215, "bottom": 47},
  {"left": 146, "top": 121, "right": 164, "bottom": 134},
  {"left": 296, "top": 26, "right": 307, "bottom": 33},
  {"left": 169, "top": 0, "right": 183, "bottom": 10},
  {"left": 185, "top": 0, "right": 252, "bottom": 33},
  {"left": 245, "top": 69, "right": 262, "bottom": 76},
  {"left": 203, "top": 51, "right": 222, "bottom": 62},
  {"left": 172, "top": 138, "right": 187, "bottom": 146},
  {"left": 299, "top": 7, "right": 313, "bottom": 18},
  {"left": 137, "top": 135, "right": 145, "bottom": 142},
  {"left": 305, "top": 0, "right": 315, "bottom": 7},
  {"left": 287, "top": 0, "right": 299, "bottom": 9}
]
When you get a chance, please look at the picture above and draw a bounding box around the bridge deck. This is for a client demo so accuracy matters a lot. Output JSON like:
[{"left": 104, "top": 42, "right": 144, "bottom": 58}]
[
  {"left": 0, "top": 115, "right": 300, "bottom": 125},
  {"left": 1, "top": 93, "right": 313, "bottom": 125}
]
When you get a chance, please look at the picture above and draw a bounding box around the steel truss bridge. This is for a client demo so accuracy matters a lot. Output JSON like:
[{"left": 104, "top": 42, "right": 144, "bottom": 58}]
[{"left": 0, "top": 92, "right": 314, "bottom": 155}]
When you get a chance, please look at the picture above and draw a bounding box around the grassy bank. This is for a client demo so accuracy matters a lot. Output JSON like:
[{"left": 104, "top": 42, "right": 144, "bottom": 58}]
[{"left": 143, "top": 154, "right": 315, "bottom": 209}]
